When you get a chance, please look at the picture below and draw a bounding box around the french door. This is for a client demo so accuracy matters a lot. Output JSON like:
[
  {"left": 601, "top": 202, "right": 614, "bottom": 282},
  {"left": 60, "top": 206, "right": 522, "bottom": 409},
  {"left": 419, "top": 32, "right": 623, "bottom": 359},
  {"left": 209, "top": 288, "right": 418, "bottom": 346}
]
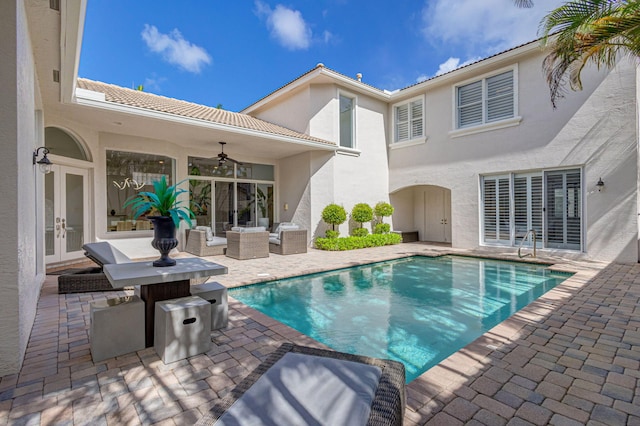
[
  {"left": 481, "top": 168, "right": 582, "bottom": 251},
  {"left": 45, "top": 165, "right": 89, "bottom": 263}
]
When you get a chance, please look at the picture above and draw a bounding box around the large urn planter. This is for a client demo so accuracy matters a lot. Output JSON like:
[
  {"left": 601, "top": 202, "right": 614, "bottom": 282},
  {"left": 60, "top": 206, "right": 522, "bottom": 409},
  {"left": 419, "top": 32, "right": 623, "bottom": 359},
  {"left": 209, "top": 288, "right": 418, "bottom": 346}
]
[{"left": 149, "top": 216, "right": 178, "bottom": 267}]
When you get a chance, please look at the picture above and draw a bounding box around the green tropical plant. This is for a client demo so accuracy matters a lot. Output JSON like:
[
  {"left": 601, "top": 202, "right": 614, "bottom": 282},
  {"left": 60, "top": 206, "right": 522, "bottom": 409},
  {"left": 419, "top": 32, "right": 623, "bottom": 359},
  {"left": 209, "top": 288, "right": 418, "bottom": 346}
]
[
  {"left": 321, "top": 204, "right": 347, "bottom": 232},
  {"left": 124, "top": 176, "right": 194, "bottom": 228},
  {"left": 517, "top": 0, "right": 640, "bottom": 107},
  {"left": 351, "top": 203, "right": 373, "bottom": 228}
]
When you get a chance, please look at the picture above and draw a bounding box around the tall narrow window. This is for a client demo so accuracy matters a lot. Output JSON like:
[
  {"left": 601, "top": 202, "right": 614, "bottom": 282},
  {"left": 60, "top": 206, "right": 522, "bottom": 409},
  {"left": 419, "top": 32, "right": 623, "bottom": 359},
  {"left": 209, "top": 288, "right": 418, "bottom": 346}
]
[
  {"left": 457, "top": 70, "right": 514, "bottom": 129},
  {"left": 545, "top": 169, "right": 581, "bottom": 250},
  {"left": 339, "top": 94, "right": 355, "bottom": 148},
  {"left": 394, "top": 98, "right": 424, "bottom": 143},
  {"left": 482, "top": 175, "right": 511, "bottom": 244},
  {"left": 514, "top": 174, "right": 543, "bottom": 246}
]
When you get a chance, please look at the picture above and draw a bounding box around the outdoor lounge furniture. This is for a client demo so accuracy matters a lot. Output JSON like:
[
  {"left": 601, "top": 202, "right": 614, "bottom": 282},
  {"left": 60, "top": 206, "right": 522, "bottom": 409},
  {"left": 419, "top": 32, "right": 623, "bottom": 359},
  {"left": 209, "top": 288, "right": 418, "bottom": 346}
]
[
  {"left": 225, "top": 227, "right": 269, "bottom": 260},
  {"left": 196, "top": 343, "right": 406, "bottom": 426},
  {"left": 57, "top": 242, "right": 132, "bottom": 293},
  {"left": 269, "top": 225, "right": 308, "bottom": 255},
  {"left": 185, "top": 227, "right": 227, "bottom": 256}
]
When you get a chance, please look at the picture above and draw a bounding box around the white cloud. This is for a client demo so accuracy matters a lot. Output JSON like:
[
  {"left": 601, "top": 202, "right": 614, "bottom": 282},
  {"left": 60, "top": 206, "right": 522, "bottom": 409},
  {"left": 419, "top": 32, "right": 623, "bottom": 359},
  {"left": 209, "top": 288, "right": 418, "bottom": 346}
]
[
  {"left": 255, "top": 1, "right": 312, "bottom": 50},
  {"left": 141, "top": 24, "right": 212, "bottom": 73},
  {"left": 415, "top": 56, "right": 480, "bottom": 83},
  {"left": 421, "top": 0, "right": 566, "bottom": 57},
  {"left": 143, "top": 75, "right": 167, "bottom": 92}
]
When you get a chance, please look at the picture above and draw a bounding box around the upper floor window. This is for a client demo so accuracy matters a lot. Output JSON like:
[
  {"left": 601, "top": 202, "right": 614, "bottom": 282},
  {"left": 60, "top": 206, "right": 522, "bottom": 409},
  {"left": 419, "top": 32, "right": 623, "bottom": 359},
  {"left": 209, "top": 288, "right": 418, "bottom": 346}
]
[
  {"left": 339, "top": 93, "right": 355, "bottom": 148},
  {"left": 394, "top": 98, "right": 424, "bottom": 143},
  {"left": 457, "top": 70, "right": 514, "bottom": 129}
]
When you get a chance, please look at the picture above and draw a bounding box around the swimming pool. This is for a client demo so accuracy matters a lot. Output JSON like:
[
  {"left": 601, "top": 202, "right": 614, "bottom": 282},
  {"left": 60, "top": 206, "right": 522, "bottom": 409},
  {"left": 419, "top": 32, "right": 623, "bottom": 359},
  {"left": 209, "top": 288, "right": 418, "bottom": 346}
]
[{"left": 229, "top": 255, "right": 570, "bottom": 382}]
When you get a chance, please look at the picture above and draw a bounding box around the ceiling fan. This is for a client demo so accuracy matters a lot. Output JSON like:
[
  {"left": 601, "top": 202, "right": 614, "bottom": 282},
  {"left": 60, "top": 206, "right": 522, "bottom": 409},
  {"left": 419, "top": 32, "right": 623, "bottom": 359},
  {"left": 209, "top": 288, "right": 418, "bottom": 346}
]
[{"left": 213, "top": 141, "right": 242, "bottom": 166}]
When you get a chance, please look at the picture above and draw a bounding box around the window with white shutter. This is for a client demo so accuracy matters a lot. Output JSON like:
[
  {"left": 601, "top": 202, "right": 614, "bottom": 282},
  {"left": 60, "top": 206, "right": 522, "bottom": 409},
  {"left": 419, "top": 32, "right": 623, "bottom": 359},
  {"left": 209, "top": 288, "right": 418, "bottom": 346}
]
[
  {"left": 481, "top": 169, "right": 581, "bottom": 251},
  {"left": 456, "top": 69, "right": 515, "bottom": 129},
  {"left": 394, "top": 97, "right": 424, "bottom": 143}
]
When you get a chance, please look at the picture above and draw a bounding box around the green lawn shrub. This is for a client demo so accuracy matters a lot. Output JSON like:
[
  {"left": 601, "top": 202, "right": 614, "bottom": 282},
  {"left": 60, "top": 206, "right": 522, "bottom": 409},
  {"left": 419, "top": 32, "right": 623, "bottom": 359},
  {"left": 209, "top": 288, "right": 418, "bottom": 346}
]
[
  {"left": 374, "top": 223, "right": 391, "bottom": 234},
  {"left": 315, "top": 233, "right": 402, "bottom": 251}
]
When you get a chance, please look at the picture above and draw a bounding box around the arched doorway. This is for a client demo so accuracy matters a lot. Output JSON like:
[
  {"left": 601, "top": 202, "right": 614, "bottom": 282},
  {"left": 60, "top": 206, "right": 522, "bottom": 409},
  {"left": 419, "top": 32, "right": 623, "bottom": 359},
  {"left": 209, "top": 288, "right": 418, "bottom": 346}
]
[
  {"left": 44, "top": 127, "right": 91, "bottom": 263},
  {"left": 391, "top": 185, "right": 452, "bottom": 243}
]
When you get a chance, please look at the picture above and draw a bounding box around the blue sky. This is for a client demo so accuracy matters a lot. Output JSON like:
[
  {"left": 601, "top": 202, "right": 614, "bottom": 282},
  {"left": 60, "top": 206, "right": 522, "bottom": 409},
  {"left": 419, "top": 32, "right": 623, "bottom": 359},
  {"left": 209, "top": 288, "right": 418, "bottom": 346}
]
[{"left": 79, "top": 0, "right": 564, "bottom": 112}]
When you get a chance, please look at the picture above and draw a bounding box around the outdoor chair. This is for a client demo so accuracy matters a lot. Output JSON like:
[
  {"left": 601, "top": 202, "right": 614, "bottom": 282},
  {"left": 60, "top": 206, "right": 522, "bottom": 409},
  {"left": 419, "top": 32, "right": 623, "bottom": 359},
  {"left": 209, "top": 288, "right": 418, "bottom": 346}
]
[
  {"left": 185, "top": 227, "right": 227, "bottom": 256},
  {"left": 196, "top": 343, "right": 406, "bottom": 426},
  {"left": 57, "top": 242, "right": 132, "bottom": 293},
  {"left": 225, "top": 227, "right": 269, "bottom": 260},
  {"left": 269, "top": 223, "right": 307, "bottom": 255}
]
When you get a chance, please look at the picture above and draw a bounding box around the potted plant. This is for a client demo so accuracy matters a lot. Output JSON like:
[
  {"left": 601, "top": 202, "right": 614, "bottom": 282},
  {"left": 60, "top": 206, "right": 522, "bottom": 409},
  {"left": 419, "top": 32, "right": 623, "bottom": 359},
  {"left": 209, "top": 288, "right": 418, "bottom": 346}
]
[
  {"left": 256, "top": 187, "right": 269, "bottom": 228},
  {"left": 124, "top": 176, "right": 194, "bottom": 267}
]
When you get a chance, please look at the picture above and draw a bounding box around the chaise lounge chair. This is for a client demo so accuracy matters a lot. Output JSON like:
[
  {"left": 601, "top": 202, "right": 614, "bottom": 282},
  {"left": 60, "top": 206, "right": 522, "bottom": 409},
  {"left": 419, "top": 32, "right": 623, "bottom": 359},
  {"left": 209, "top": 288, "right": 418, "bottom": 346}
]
[
  {"left": 196, "top": 343, "right": 406, "bottom": 426},
  {"left": 57, "top": 242, "right": 132, "bottom": 293}
]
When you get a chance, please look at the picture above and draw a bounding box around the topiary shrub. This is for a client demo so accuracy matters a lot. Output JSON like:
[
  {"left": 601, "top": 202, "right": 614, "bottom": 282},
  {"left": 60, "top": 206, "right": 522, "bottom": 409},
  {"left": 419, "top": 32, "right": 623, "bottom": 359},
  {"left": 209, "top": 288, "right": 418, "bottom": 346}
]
[
  {"left": 325, "top": 230, "right": 340, "bottom": 239},
  {"left": 352, "top": 227, "right": 369, "bottom": 237},
  {"left": 321, "top": 204, "right": 347, "bottom": 235},
  {"left": 374, "top": 202, "right": 394, "bottom": 223},
  {"left": 374, "top": 223, "right": 391, "bottom": 234},
  {"left": 351, "top": 203, "right": 373, "bottom": 229}
]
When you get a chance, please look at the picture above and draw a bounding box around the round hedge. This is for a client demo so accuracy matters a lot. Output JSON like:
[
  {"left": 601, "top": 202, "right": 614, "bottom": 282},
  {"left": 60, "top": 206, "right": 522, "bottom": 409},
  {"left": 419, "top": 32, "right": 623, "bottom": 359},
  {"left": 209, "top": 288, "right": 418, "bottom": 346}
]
[
  {"left": 351, "top": 203, "right": 373, "bottom": 226},
  {"left": 321, "top": 204, "right": 347, "bottom": 230},
  {"left": 374, "top": 202, "right": 394, "bottom": 220}
]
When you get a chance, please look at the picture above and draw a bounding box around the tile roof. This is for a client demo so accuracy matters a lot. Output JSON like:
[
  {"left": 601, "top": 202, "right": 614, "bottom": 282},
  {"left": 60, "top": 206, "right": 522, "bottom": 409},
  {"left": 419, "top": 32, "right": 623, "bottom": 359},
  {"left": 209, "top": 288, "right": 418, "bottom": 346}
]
[{"left": 76, "top": 78, "right": 336, "bottom": 146}]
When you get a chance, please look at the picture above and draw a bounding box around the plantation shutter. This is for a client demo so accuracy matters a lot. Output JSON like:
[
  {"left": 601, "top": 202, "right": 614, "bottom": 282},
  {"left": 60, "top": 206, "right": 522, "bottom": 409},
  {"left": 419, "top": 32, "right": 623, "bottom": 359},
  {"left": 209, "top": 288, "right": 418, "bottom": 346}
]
[
  {"left": 458, "top": 81, "right": 482, "bottom": 128},
  {"left": 483, "top": 176, "right": 511, "bottom": 243},
  {"left": 410, "top": 100, "right": 423, "bottom": 139},
  {"left": 514, "top": 174, "right": 543, "bottom": 246},
  {"left": 486, "top": 71, "right": 514, "bottom": 122},
  {"left": 545, "top": 169, "right": 581, "bottom": 250},
  {"left": 395, "top": 104, "right": 409, "bottom": 142}
]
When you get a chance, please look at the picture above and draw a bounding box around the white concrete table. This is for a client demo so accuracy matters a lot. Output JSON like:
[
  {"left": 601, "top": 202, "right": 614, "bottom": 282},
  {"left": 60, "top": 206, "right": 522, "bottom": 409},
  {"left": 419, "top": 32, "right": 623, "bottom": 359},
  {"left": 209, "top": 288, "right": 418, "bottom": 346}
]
[{"left": 104, "top": 258, "right": 227, "bottom": 347}]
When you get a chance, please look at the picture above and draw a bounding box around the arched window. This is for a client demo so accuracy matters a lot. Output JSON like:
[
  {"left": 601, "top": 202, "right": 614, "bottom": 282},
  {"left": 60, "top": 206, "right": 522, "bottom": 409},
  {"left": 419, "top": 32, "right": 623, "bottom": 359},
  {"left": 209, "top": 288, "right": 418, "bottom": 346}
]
[{"left": 44, "top": 127, "right": 89, "bottom": 161}]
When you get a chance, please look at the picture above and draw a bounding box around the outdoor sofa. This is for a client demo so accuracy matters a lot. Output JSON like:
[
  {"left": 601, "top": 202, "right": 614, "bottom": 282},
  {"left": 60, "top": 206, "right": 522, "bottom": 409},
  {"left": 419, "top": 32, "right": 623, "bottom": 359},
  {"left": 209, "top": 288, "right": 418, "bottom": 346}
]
[
  {"left": 268, "top": 223, "right": 307, "bottom": 255},
  {"left": 57, "top": 242, "right": 132, "bottom": 293},
  {"left": 225, "top": 226, "right": 269, "bottom": 260},
  {"left": 196, "top": 342, "right": 405, "bottom": 426},
  {"left": 185, "top": 226, "right": 227, "bottom": 256}
]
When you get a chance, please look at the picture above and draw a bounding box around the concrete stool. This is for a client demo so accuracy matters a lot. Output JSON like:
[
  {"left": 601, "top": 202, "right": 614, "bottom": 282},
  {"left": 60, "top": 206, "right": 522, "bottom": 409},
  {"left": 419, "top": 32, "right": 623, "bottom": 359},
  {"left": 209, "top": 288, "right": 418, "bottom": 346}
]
[
  {"left": 90, "top": 295, "right": 145, "bottom": 362},
  {"left": 155, "top": 296, "right": 211, "bottom": 364},
  {"left": 190, "top": 281, "right": 228, "bottom": 330}
]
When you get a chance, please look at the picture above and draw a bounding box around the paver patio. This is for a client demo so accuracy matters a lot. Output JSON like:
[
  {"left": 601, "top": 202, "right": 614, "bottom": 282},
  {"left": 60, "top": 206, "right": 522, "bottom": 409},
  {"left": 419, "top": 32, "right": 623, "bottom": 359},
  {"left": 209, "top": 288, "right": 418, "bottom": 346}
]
[{"left": 0, "top": 242, "right": 638, "bottom": 425}]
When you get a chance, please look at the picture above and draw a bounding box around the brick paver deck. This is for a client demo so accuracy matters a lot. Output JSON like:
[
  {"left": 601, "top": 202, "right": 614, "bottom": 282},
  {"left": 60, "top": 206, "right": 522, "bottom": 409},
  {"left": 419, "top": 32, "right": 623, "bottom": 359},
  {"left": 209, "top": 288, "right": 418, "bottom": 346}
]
[{"left": 1, "top": 243, "right": 638, "bottom": 425}]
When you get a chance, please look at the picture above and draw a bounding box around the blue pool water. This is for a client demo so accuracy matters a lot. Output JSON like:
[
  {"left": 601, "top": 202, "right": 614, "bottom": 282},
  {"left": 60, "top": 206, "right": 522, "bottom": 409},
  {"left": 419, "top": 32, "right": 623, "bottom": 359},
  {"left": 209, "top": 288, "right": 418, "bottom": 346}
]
[{"left": 229, "top": 255, "right": 570, "bottom": 382}]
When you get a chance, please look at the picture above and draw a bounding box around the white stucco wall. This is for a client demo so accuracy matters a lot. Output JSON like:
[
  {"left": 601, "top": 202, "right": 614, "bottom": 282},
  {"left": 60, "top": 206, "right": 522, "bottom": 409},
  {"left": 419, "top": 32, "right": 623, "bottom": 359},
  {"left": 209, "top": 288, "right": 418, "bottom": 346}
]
[
  {"left": 0, "top": 0, "right": 42, "bottom": 375},
  {"left": 389, "top": 51, "right": 637, "bottom": 263},
  {"left": 249, "top": 86, "right": 312, "bottom": 135}
]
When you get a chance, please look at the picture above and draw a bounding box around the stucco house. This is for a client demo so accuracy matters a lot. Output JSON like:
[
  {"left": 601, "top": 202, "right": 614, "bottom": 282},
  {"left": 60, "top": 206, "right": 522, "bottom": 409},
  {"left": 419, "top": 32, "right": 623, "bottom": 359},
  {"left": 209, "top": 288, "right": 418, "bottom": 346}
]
[{"left": 0, "top": 0, "right": 636, "bottom": 375}]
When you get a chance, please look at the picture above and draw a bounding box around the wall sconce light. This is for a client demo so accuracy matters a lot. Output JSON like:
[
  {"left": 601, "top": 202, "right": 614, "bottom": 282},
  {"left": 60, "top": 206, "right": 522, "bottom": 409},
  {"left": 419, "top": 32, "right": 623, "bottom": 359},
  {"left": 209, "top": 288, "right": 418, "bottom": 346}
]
[
  {"left": 284, "top": 203, "right": 289, "bottom": 211},
  {"left": 33, "top": 147, "right": 52, "bottom": 174},
  {"left": 596, "top": 177, "right": 605, "bottom": 192}
]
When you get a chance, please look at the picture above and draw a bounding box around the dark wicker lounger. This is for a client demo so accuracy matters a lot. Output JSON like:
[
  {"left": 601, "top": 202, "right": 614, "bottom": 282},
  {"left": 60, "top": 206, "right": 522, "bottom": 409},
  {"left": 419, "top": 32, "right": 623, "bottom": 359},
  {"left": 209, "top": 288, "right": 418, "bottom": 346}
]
[
  {"left": 57, "top": 242, "right": 132, "bottom": 294},
  {"left": 197, "top": 343, "right": 406, "bottom": 426}
]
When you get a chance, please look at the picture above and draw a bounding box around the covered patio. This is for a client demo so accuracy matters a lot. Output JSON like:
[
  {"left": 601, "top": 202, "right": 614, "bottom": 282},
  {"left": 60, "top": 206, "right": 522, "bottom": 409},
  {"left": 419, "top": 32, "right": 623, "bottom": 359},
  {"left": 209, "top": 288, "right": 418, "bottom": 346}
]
[{"left": 1, "top": 243, "right": 638, "bottom": 425}]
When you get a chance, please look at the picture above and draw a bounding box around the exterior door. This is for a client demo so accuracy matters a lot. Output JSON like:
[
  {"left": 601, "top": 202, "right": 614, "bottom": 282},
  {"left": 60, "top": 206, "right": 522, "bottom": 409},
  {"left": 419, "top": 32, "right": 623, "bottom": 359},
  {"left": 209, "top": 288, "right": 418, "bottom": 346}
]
[
  {"left": 545, "top": 169, "right": 582, "bottom": 250},
  {"left": 214, "top": 181, "right": 235, "bottom": 236},
  {"left": 424, "top": 187, "right": 451, "bottom": 242},
  {"left": 45, "top": 165, "right": 89, "bottom": 263}
]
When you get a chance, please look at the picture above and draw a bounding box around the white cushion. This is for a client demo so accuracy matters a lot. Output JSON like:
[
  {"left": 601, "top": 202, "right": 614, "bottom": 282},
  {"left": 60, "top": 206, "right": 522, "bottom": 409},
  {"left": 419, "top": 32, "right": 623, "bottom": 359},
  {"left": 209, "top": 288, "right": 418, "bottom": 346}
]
[
  {"left": 269, "top": 232, "right": 279, "bottom": 239},
  {"left": 269, "top": 237, "right": 281, "bottom": 245},
  {"left": 216, "top": 352, "right": 381, "bottom": 426},
  {"left": 205, "top": 236, "right": 227, "bottom": 247},
  {"left": 194, "top": 226, "right": 214, "bottom": 242},
  {"left": 278, "top": 224, "right": 299, "bottom": 238}
]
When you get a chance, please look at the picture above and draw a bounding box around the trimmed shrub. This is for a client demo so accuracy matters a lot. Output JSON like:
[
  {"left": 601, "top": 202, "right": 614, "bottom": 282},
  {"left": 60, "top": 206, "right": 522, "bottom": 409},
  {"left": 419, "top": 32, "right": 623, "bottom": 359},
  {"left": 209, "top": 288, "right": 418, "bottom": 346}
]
[
  {"left": 325, "top": 230, "right": 340, "bottom": 239},
  {"left": 352, "top": 227, "right": 369, "bottom": 237},
  {"left": 351, "top": 203, "right": 373, "bottom": 228},
  {"left": 374, "top": 223, "right": 391, "bottom": 234},
  {"left": 374, "top": 202, "right": 394, "bottom": 220},
  {"left": 321, "top": 204, "right": 347, "bottom": 231},
  {"left": 315, "top": 233, "right": 402, "bottom": 251}
]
